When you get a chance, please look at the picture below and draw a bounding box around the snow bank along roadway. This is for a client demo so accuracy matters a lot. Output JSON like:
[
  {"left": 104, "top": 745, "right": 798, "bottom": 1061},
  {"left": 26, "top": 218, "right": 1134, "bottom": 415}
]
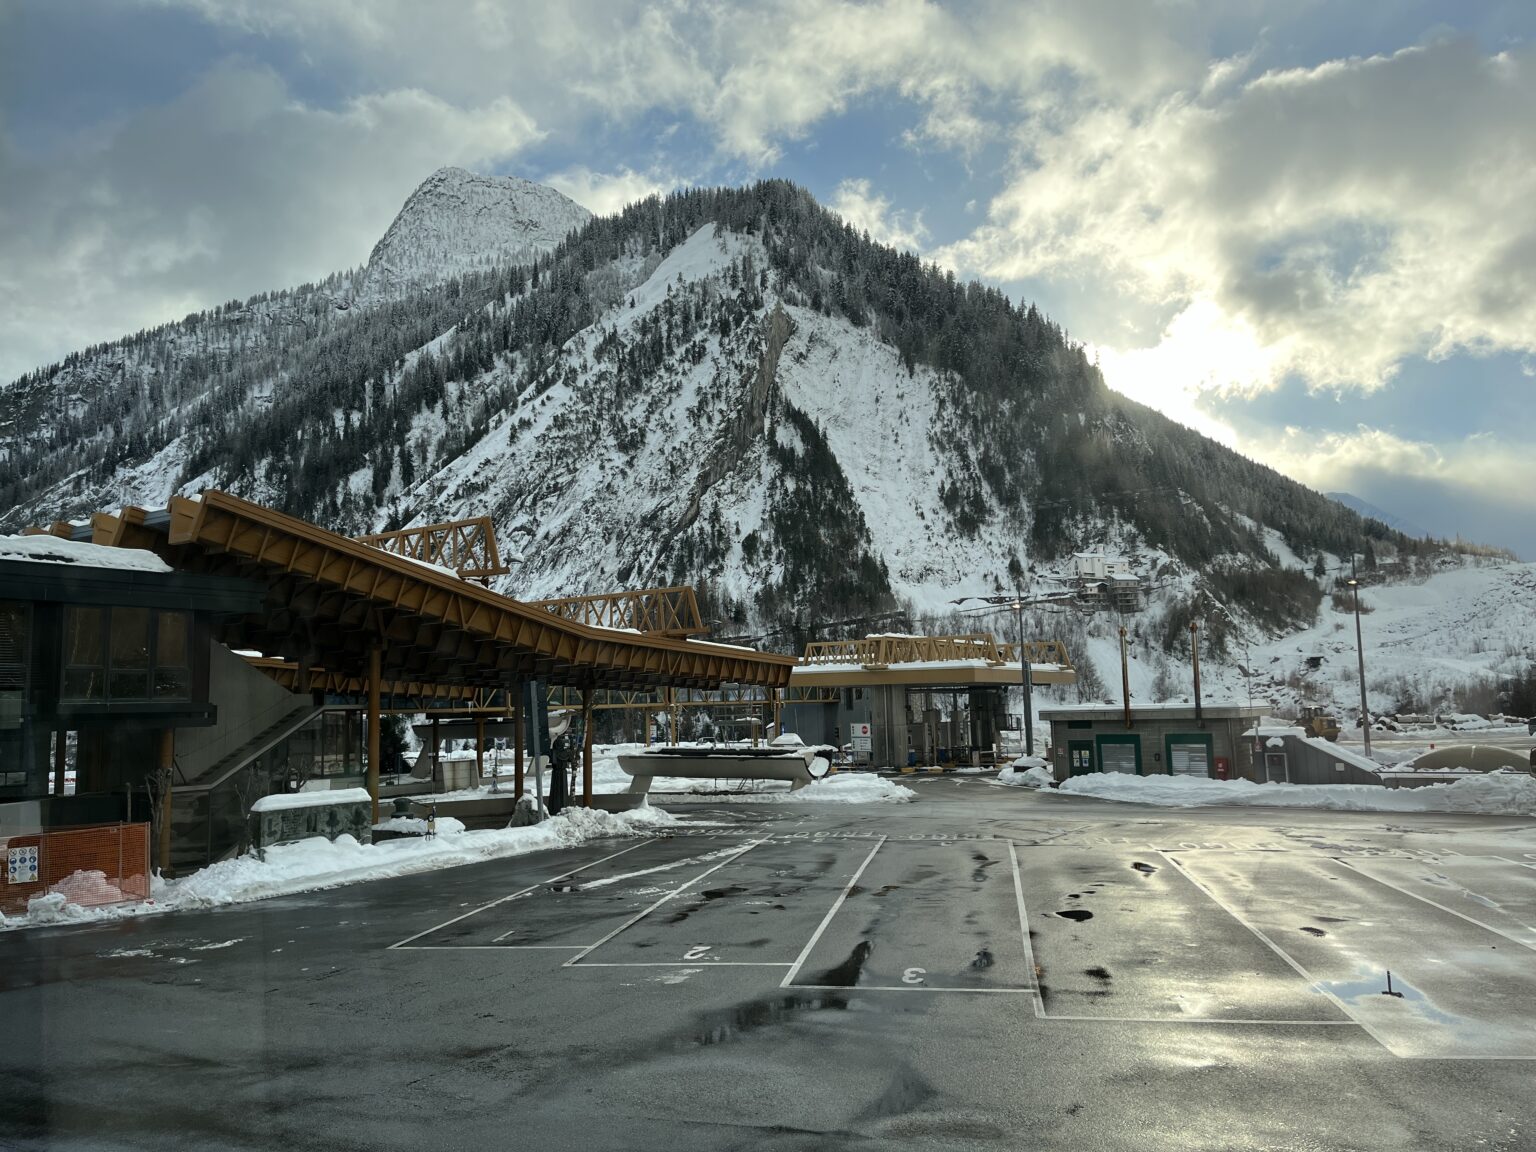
[{"left": 5, "top": 777, "right": 1536, "bottom": 1151}]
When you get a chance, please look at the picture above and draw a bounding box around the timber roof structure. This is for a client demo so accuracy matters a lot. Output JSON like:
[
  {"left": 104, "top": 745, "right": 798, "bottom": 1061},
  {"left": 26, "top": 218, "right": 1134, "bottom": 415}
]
[
  {"left": 790, "top": 634, "right": 1075, "bottom": 688},
  {"left": 52, "top": 491, "right": 796, "bottom": 696}
]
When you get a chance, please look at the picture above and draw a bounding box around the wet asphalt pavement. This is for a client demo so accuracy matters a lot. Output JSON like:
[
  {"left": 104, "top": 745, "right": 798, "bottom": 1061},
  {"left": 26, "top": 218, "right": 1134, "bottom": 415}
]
[{"left": 4, "top": 776, "right": 1536, "bottom": 1151}]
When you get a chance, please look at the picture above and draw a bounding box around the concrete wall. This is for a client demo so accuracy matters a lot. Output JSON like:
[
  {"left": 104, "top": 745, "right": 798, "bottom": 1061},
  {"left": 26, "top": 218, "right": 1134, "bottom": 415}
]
[
  {"left": 173, "top": 642, "right": 309, "bottom": 779},
  {"left": 779, "top": 703, "right": 834, "bottom": 747}
]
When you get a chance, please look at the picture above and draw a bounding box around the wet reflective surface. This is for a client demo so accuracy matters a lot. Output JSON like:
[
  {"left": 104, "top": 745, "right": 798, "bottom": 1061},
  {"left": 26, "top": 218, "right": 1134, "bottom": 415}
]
[{"left": 5, "top": 778, "right": 1536, "bottom": 1150}]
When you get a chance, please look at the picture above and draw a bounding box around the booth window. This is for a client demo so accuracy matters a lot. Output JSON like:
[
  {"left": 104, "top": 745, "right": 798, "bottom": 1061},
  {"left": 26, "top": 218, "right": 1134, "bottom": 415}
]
[
  {"left": 109, "top": 607, "right": 151, "bottom": 699},
  {"left": 0, "top": 601, "right": 28, "bottom": 730},
  {"left": 62, "top": 607, "right": 193, "bottom": 702},
  {"left": 62, "top": 606, "right": 107, "bottom": 700},
  {"left": 153, "top": 611, "right": 191, "bottom": 699}
]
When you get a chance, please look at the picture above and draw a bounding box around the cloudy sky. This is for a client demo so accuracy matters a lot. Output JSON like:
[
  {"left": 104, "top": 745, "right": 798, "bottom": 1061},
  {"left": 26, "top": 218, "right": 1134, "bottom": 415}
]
[{"left": 3, "top": 0, "right": 1534, "bottom": 555}]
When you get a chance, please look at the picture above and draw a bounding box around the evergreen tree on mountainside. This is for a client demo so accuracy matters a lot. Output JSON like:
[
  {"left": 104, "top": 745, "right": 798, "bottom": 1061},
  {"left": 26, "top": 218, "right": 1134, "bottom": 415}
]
[{"left": 0, "top": 177, "right": 1471, "bottom": 639}]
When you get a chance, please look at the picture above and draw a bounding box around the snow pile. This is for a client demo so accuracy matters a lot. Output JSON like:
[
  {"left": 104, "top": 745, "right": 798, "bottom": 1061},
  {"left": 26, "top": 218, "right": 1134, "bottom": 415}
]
[
  {"left": 0, "top": 804, "right": 677, "bottom": 932},
  {"left": 777, "top": 774, "right": 916, "bottom": 804},
  {"left": 998, "top": 765, "right": 1055, "bottom": 789},
  {"left": 1045, "top": 771, "right": 1536, "bottom": 815},
  {"left": 997, "top": 754, "right": 1054, "bottom": 788},
  {"left": 48, "top": 869, "right": 127, "bottom": 906},
  {"left": 372, "top": 815, "right": 467, "bottom": 836},
  {"left": 17, "top": 892, "right": 100, "bottom": 926}
]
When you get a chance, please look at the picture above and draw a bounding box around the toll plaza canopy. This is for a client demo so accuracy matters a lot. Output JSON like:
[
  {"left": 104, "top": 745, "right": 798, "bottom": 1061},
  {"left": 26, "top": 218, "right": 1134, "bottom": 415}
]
[
  {"left": 72, "top": 491, "right": 797, "bottom": 697},
  {"left": 790, "top": 634, "right": 1075, "bottom": 689}
]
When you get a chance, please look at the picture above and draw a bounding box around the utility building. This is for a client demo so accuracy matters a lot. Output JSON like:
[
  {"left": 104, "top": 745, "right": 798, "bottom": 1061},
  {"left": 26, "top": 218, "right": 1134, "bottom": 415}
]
[{"left": 1041, "top": 702, "right": 1265, "bottom": 781}]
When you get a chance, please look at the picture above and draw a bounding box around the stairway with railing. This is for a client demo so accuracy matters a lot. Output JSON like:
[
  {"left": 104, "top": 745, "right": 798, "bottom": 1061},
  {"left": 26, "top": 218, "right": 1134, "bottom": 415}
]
[{"left": 168, "top": 701, "right": 327, "bottom": 873}]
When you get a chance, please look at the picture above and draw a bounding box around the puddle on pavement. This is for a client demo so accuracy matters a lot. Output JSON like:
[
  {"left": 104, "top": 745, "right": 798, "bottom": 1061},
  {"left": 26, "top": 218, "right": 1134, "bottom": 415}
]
[
  {"left": 814, "top": 939, "right": 874, "bottom": 987},
  {"left": 971, "top": 948, "right": 994, "bottom": 970},
  {"left": 1083, "top": 966, "right": 1111, "bottom": 982},
  {"left": 1322, "top": 971, "right": 1462, "bottom": 1027},
  {"left": 1300, "top": 926, "right": 1327, "bottom": 937},
  {"left": 1056, "top": 910, "right": 1094, "bottom": 922},
  {"left": 691, "top": 991, "right": 850, "bottom": 1046}
]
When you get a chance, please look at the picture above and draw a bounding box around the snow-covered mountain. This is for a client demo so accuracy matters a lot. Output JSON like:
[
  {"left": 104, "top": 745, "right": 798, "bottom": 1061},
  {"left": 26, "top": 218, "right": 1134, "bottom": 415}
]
[
  {"left": 1, "top": 171, "right": 1530, "bottom": 721},
  {"left": 355, "top": 167, "right": 591, "bottom": 303},
  {"left": 1326, "top": 492, "right": 1428, "bottom": 541}
]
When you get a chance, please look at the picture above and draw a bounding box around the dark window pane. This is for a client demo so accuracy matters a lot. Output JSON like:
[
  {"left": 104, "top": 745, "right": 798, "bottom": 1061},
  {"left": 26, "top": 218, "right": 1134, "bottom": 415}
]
[
  {"left": 64, "top": 607, "right": 104, "bottom": 668},
  {"left": 156, "top": 611, "right": 189, "bottom": 667},
  {"left": 63, "top": 667, "right": 105, "bottom": 700},
  {"left": 153, "top": 667, "right": 190, "bottom": 700},
  {"left": 109, "top": 671, "right": 150, "bottom": 700},
  {"left": 111, "top": 607, "right": 150, "bottom": 669},
  {"left": 0, "top": 602, "right": 27, "bottom": 685}
]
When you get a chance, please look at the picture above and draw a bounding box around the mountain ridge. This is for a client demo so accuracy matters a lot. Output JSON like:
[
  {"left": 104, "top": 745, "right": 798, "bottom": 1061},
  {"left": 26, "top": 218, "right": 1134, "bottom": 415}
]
[{"left": 0, "top": 172, "right": 1507, "bottom": 690}]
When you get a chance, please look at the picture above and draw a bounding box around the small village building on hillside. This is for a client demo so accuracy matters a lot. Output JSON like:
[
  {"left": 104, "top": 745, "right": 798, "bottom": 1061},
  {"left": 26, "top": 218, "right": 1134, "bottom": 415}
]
[
  {"left": 1041, "top": 702, "right": 1264, "bottom": 781},
  {"left": 1070, "top": 553, "right": 1145, "bottom": 613}
]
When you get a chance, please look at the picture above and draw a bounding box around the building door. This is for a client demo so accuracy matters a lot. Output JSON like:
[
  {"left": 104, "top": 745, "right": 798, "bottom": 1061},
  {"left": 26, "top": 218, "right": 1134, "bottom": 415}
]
[
  {"left": 1068, "top": 741, "right": 1094, "bottom": 776},
  {"left": 1165, "top": 733, "right": 1214, "bottom": 778},
  {"left": 1096, "top": 734, "right": 1141, "bottom": 774},
  {"left": 1264, "top": 752, "right": 1289, "bottom": 783}
]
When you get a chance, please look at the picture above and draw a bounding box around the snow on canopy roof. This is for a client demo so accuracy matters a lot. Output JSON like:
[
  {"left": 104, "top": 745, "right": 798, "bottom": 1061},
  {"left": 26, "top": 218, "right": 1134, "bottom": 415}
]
[
  {"left": 0, "top": 534, "right": 172, "bottom": 574},
  {"left": 1042, "top": 701, "right": 1261, "bottom": 715}
]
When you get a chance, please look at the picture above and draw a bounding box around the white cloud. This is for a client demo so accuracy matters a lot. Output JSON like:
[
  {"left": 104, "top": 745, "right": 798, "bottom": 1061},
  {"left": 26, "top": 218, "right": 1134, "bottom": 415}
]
[
  {"left": 1254, "top": 426, "right": 1536, "bottom": 510},
  {"left": 0, "top": 63, "right": 540, "bottom": 381},
  {"left": 143, "top": 0, "right": 1206, "bottom": 166},
  {"left": 939, "top": 38, "right": 1536, "bottom": 400},
  {"left": 830, "top": 178, "right": 928, "bottom": 252},
  {"left": 543, "top": 166, "right": 685, "bottom": 217}
]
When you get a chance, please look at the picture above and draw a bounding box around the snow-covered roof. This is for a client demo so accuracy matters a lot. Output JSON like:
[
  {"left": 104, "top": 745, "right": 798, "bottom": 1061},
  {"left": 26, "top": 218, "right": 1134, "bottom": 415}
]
[
  {"left": 1041, "top": 701, "right": 1263, "bottom": 718},
  {"left": 250, "top": 787, "right": 373, "bottom": 813},
  {"left": 0, "top": 534, "right": 172, "bottom": 574}
]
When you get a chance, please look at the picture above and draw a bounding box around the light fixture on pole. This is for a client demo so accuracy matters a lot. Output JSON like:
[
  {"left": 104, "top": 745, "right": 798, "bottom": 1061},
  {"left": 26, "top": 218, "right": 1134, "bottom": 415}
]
[
  {"left": 1346, "top": 571, "right": 1372, "bottom": 757},
  {"left": 1013, "top": 598, "right": 1035, "bottom": 758}
]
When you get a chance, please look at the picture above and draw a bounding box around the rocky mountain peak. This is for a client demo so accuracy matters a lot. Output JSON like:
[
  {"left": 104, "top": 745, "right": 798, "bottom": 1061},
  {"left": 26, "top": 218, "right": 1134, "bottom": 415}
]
[{"left": 356, "top": 167, "right": 592, "bottom": 302}]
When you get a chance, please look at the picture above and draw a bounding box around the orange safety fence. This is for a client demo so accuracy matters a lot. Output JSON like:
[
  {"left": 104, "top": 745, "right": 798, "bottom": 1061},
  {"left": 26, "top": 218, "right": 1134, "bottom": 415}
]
[{"left": 0, "top": 823, "right": 152, "bottom": 916}]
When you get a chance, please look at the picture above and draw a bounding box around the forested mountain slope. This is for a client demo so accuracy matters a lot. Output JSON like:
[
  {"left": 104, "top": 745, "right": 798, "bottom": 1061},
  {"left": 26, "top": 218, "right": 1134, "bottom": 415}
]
[{"left": 0, "top": 174, "right": 1471, "bottom": 657}]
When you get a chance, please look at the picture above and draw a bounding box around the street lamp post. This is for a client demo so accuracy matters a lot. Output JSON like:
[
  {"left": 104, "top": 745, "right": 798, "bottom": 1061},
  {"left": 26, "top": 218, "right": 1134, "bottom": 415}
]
[
  {"left": 1346, "top": 574, "right": 1372, "bottom": 757},
  {"left": 1014, "top": 599, "right": 1035, "bottom": 758}
]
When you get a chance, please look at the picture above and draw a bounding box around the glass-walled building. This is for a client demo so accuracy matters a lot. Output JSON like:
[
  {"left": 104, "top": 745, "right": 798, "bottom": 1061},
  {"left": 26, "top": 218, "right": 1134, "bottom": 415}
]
[{"left": 0, "top": 542, "right": 262, "bottom": 830}]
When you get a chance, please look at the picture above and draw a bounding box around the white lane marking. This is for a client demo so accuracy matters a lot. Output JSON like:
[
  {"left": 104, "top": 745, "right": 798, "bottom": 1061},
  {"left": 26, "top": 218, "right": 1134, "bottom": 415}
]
[
  {"left": 779, "top": 836, "right": 886, "bottom": 988},
  {"left": 387, "top": 839, "right": 657, "bottom": 949},
  {"left": 1007, "top": 839, "right": 1047, "bottom": 1018},
  {"left": 1037, "top": 1014, "right": 1357, "bottom": 1025},
  {"left": 1334, "top": 857, "right": 1536, "bottom": 953},
  {"left": 789, "top": 985, "right": 1041, "bottom": 994},
  {"left": 563, "top": 841, "right": 762, "bottom": 967},
  {"left": 394, "top": 945, "right": 585, "bottom": 951},
  {"left": 563, "top": 961, "right": 793, "bottom": 968},
  {"left": 564, "top": 847, "right": 749, "bottom": 892},
  {"left": 1157, "top": 851, "right": 1388, "bottom": 1052}
]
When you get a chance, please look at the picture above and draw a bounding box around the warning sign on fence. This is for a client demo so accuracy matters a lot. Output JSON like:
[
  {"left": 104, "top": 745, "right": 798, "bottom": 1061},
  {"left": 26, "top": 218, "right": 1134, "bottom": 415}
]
[{"left": 7, "top": 845, "right": 39, "bottom": 885}]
